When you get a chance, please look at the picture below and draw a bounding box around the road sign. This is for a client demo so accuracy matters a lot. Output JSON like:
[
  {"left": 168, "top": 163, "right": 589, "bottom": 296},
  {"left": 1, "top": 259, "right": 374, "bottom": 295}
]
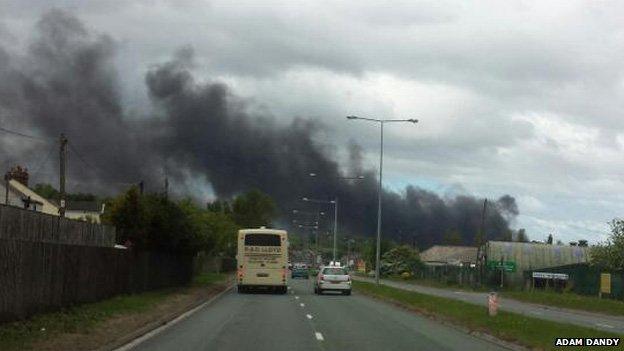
[
  {"left": 532, "top": 272, "right": 569, "bottom": 280},
  {"left": 486, "top": 260, "right": 516, "bottom": 272}
]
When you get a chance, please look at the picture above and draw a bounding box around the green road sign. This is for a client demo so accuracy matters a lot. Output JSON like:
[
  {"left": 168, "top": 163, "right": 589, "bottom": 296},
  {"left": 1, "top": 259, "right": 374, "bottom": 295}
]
[{"left": 486, "top": 260, "right": 516, "bottom": 272}]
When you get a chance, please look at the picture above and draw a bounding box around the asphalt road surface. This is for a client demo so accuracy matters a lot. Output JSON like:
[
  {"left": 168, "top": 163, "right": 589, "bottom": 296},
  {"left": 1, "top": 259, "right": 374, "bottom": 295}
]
[
  {"left": 128, "top": 279, "right": 508, "bottom": 351},
  {"left": 355, "top": 276, "right": 624, "bottom": 334}
]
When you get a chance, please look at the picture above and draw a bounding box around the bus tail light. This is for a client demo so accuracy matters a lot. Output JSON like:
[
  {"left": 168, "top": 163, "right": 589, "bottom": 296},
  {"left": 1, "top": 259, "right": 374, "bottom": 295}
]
[{"left": 319, "top": 274, "right": 324, "bottom": 282}]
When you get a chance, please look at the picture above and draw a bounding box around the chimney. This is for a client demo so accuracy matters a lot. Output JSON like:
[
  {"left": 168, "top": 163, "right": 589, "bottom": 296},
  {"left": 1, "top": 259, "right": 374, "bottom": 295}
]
[{"left": 8, "top": 165, "right": 29, "bottom": 186}]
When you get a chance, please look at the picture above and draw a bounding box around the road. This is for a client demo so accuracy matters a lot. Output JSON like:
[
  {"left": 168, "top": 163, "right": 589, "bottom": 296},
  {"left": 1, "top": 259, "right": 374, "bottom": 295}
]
[
  {"left": 354, "top": 276, "right": 624, "bottom": 334},
  {"left": 128, "top": 279, "right": 508, "bottom": 351}
]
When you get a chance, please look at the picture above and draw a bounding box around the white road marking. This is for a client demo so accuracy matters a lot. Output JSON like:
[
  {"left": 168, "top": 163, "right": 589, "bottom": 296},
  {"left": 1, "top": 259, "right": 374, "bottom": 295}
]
[
  {"left": 315, "top": 332, "right": 324, "bottom": 341},
  {"left": 288, "top": 286, "right": 292, "bottom": 290},
  {"left": 300, "top": 303, "right": 305, "bottom": 307},
  {"left": 306, "top": 314, "right": 313, "bottom": 319},
  {"left": 530, "top": 311, "right": 543, "bottom": 315},
  {"left": 295, "top": 296, "right": 299, "bottom": 299},
  {"left": 595, "top": 323, "right": 614, "bottom": 329}
]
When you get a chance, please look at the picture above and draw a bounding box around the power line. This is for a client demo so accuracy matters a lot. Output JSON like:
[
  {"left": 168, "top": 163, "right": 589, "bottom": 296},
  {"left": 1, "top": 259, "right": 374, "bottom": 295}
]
[
  {"left": 30, "top": 146, "right": 55, "bottom": 180},
  {"left": 0, "top": 126, "right": 50, "bottom": 141},
  {"left": 68, "top": 141, "right": 98, "bottom": 175}
]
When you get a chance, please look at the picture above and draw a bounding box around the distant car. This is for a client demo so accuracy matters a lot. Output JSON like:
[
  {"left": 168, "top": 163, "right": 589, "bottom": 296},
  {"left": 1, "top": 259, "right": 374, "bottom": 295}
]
[
  {"left": 314, "top": 266, "right": 351, "bottom": 295},
  {"left": 291, "top": 265, "right": 309, "bottom": 279}
]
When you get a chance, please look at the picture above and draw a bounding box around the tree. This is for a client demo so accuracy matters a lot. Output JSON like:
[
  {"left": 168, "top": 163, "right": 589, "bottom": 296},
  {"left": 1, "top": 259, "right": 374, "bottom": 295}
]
[
  {"left": 547, "top": 234, "right": 553, "bottom": 245},
  {"left": 591, "top": 219, "right": 624, "bottom": 270},
  {"left": 362, "top": 238, "right": 394, "bottom": 272},
  {"left": 516, "top": 228, "right": 529, "bottom": 242},
  {"left": 103, "top": 188, "right": 202, "bottom": 254},
  {"left": 380, "top": 245, "right": 423, "bottom": 276},
  {"left": 232, "top": 189, "right": 276, "bottom": 228},
  {"left": 578, "top": 239, "right": 588, "bottom": 247}
]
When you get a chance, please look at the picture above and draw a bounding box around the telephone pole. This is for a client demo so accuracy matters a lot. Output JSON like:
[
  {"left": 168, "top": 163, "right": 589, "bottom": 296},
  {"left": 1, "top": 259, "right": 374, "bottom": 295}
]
[{"left": 59, "top": 134, "right": 68, "bottom": 217}]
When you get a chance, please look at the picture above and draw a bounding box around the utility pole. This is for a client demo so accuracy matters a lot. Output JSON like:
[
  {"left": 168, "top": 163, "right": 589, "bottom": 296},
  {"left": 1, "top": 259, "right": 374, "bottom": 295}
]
[
  {"left": 139, "top": 180, "right": 144, "bottom": 195},
  {"left": 59, "top": 134, "right": 68, "bottom": 217}
]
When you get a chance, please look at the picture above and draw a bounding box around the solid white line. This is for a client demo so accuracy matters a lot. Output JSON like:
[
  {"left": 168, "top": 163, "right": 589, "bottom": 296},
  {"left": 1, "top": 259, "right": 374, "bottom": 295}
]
[
  {"left": 113, "top": 285, "right": 233, "bottom": 351},
  {"left": 595, "top": 323, "right": 614, "bottom": 329},
  {"left": 300, "top": 303, "right": 305, "bottom": 307},
  {"left": 315, "top": 332, "right": 324, "bottom": 341},
  {"left": 306, "top": 314, "right": 313, "bottom": 319}
]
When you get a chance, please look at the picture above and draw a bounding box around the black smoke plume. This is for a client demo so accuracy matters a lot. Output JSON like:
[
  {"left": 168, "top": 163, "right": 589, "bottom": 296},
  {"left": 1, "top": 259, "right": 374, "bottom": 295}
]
[{"left": 0, "top": 10, "right": 518, "bottom": 247}]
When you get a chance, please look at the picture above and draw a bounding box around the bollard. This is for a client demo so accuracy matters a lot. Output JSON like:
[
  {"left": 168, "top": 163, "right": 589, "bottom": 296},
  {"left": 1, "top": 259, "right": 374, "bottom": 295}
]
[{"left": 488, "top": 292, "right": 498, "bottom": 316}]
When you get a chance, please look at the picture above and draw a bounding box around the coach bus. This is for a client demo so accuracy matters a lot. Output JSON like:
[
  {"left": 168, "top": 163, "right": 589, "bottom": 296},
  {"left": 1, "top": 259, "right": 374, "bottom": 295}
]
[{"left": 236, "top": 227, "right": 288, "bottom": 294}]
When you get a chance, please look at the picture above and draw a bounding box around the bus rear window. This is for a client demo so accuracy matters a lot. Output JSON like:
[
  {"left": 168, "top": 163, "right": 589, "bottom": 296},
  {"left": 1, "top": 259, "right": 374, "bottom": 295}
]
[{"left": 244, "top": 234, "right": 281, "bottom": 246}]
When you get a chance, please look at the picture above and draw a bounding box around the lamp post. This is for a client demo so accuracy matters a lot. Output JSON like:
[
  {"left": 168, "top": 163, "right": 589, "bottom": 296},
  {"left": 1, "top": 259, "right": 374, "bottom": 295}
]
[
  {"left": 305, "top": 173, "right": 365, "bottom": 265},
  {"left": 302, "top": 197, "right": 338, "bottom": 263},
  {"left": 293, "top": 210, "right": 325, "bottom": 252},
  {"left": 346, "top": 115, "right": 418, "bottom": 285}
]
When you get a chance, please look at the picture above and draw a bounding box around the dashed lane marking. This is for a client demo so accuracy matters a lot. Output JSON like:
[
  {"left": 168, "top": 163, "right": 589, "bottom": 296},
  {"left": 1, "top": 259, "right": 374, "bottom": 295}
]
[
  {"left": 300, "top": 303, "right": 305, "bottom": 307},
  {"left": 295, "top": 296, "right": 299, "bottom": 299},
  {"left": 306, "top": 314, "right": 313, "bottom": 319},
  {"left": 315, "top": 332, "right": 324, "bottom": 341}
]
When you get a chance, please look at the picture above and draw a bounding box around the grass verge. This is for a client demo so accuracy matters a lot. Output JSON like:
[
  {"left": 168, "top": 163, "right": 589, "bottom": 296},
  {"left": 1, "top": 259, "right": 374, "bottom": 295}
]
[
  {"left": 354, "top": 280, "right": 623, "bottom": 351},
  {"left": 501, "top": 290, "right": 624, "bottom": 316},
  {"left": 386, "top": 275, "right": 624, "bottom": 317},
  {"left": 0, "top": 273, "right": 228, "bottom": 351}
]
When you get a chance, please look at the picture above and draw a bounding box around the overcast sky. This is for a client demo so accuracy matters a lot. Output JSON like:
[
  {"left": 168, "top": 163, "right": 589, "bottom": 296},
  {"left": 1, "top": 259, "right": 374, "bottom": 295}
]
[{"left": 2, "top": 0, "right": 624, "bottom": 243}]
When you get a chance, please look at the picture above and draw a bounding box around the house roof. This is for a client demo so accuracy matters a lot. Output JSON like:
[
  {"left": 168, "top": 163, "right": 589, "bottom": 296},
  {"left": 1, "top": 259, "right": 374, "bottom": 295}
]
[
  {"left": 420, "top": 245, "right": 478, "bottom": 264},
  {"left": 8, "top": 179, "right": 58, "bottom": 209}
]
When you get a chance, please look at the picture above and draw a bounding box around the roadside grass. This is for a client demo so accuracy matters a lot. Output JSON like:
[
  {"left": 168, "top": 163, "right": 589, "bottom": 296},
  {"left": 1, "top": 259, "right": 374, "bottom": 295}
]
[
  {"left": 192, "top": 272, "right": 228, "bottom": 287},
  {"left": 354, "top": 280, "right": 623, "bottom": 351},
  {"left": 0, "top": 273, "right": 229, "bottom": 351},
  {"left": 501, "top": 290, "right": 624, "bottom": 316}
]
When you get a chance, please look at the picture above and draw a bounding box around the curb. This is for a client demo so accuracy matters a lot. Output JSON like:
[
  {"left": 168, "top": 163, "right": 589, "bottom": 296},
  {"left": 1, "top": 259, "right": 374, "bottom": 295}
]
[{"left": 99, "top": 282, "right": 234, "bottom": 351}]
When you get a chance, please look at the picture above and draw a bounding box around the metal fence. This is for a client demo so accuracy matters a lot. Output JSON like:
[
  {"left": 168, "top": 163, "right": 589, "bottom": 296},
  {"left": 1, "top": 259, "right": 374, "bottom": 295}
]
[
  {"left": 0, "top": 204, "right": 115, "bottom": 247},
  {"left": 414, "top": 265, "right": 478, "bottom": 287},
  {"left": 0, "top": 239, "right": 194, "bottom": 323}
]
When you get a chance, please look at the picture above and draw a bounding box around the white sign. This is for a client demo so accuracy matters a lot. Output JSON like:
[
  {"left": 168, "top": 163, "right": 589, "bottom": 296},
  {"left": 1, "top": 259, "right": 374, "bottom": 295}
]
[{"left": 532, "top": 272, "right": 569, "bottom": 280}]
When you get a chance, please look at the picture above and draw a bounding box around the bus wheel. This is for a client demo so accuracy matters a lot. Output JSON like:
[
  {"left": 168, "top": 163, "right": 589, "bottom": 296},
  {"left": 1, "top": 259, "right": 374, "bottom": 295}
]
[
  {"left": 280, "top": 286, "right": 288, "bottom": 294},
  {"left": 237, "top": 285, "right": 246, "bottom": 294}
]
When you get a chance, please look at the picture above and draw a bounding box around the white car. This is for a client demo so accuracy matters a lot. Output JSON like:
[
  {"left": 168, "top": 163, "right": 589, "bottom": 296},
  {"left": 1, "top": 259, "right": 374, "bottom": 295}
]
[{"left": 314, "top": 266, "right": 351, "bottom": 295}]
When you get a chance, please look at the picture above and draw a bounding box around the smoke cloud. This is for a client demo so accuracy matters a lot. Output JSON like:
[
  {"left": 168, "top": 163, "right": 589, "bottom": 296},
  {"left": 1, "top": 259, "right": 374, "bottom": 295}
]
[{"left": 0, "top": 10, "right": 519, "bottom": 247}]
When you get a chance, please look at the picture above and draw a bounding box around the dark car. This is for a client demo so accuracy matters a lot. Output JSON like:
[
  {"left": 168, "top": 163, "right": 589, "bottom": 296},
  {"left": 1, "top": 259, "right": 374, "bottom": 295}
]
[{"left": 291, "top": 265, "right": 309, "bottom": 279}]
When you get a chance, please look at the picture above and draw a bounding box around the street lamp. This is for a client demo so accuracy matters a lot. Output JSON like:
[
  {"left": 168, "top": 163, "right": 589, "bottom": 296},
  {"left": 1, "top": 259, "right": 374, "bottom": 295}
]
[
  {"left": 302, "top": 197, "right": 338, "bottom": 262},
  {"left": 305, "top": 173, "right": 365, "bottom": 265},
  {"left": 346, "top": 115, "right": 418, "bottom": 285}
]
